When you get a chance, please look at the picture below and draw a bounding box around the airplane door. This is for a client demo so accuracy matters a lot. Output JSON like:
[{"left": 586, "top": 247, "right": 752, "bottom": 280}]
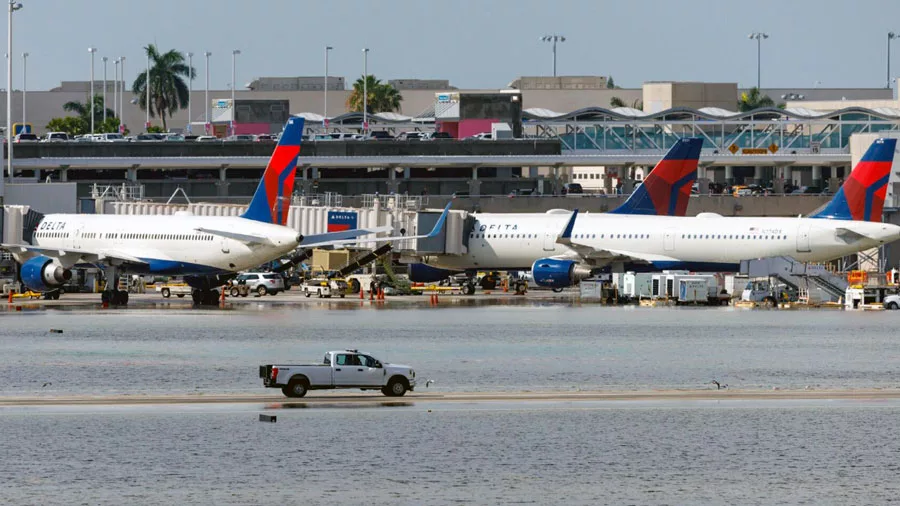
[
  {"left": 543, "top": 230, "right": 556, "bottom": 252},
  {"left": 796, "top": 224, "right": 811, "bottom": 253},
  {"left": 664, "top": 229, "right": 676, "bottom": 251},
  {"left": 69, "top": 224, "right": 84, "bottom": 250},
  {"left": 220, "top": 236, "right": 230, "bottom": 254}
]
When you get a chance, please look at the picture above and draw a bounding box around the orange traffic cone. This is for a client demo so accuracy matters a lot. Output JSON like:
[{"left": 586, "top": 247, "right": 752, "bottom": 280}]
[
  {"left": 434, "top": 292, "right": 439, "bottom": 304},
  {"left": 369, "top": 289, "right": 374, "bottom": 301},
  {"left": 7, "top": 290, "right": 13, "bottom": 304},
  {"left": 359, "top": 288, "right": 364, "bottom": 300}
]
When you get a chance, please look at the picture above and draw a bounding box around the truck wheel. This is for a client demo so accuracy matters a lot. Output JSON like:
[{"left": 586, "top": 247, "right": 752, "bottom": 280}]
[
  {"left": 349, "top": 278, "right": 360, "bottom": 294},
  {"left": 283, "top": 379, "right": 308, "bottom": 398},
  {"left": 464, "top": 283, "right": 475, "bottom": 296},
  {"left": 762, "top": 297, "right": 776, "bottom": 308},
  {"left": 317, "top": 289, "right": 323, "bottom": 298},
  {"left": 305, "top": 291, "right": 310, "bottom": 298},
  {"left": 230, "top": 287, "right": 240, "bottom": 297},
  {"left": 257, "top": 285, "right": 268, "bottom": 296},
  {"left": 888, "top": 302, "right": 899, "bottom": 310},
  {"left": 161, "top": 288, "right": 171, "bottom": 298},
  {"left": 384, "top": 377, "right": 408, "bottom": 397}
]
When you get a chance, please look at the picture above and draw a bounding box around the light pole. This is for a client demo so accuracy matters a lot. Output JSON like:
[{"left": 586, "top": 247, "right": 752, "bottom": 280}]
[
  {"left": 362, "top": 48, "right": 369, "bottom": 133},
  {"left": 324, "top": 46, "right": 332, "bottom": 129},
  {"left": 88, "top": 47, "right": 97, "bottom": 134},
  {"left": 748, "top": 32, "right": 769, "bottom": 89},
  {"left": 145, "top": 51, "right": 150, "bottom": 130},
  {"left": 7, "top": 1, "right": 23, "bottom": 185},
  {"left": 203, "top": 51, "right": 211, "bottom": 132},
  {"left": 187, "top": 52, "right": 193, "bottom": 133},
  {"left": 888, "top": 32, "right": 898, "bottom": 89},
  {"left": 21, "top": 51, "right": 26, "bottom": 126},
  {"left": 101, "top": 56, "right": 108, "bottom": 124},
  {"left": 113, "top": 58, "right": 119, "bottom": 119},
  {"left": 119, "top": 56, "right": 125, "bottom": 131},
  {"left": 540, "top": 34, "right": 565, "bottom": 77},
  {"left": 231, "top": 49, "right": 240, "bottom": 136}
]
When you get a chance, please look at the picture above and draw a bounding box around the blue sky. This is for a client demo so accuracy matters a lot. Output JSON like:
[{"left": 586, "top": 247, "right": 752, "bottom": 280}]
[{"left": 12, "top": 0, "right": 900, "bottom": 91}]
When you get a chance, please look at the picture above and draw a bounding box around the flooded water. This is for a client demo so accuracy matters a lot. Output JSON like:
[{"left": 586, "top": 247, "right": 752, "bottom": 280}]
[
  {"left": 3, "top": 400, "right": 900, "bottom": 505},
  {"left": 1, "top": 303, "right": 898, "bottom": 396},
  {"left": 3, "top": 301, "right": 900, "bottom": 504}
]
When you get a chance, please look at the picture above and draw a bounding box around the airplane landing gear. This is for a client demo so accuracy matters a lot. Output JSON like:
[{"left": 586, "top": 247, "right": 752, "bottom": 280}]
[
  {"left": 101, "top": 266, "right": 129, "bottom": 306},
  {"left": 191, "top": 289, "right": 221, "bottom": 306}
]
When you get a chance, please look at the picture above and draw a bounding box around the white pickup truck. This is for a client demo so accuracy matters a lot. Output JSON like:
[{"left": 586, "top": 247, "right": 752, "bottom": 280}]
[{"left": 260, "top": 350, "right": 417, "bottom": 398}]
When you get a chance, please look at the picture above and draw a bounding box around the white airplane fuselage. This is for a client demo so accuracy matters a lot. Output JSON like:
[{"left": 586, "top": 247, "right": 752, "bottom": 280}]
[
  {"left": 32, "top": 213, "right": 301, "bottom": 274},
  {"left": 427, "top": 212, "right": 900, "bottom": 271}
]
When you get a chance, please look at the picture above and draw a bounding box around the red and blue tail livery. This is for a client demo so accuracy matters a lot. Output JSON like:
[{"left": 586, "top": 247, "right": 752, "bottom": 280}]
[
  {"left": 241, "top": 117, "right": 304, "bottom": 226},
  {"left": 811, "top": 138, "right": 896, "bottom": 222},
  {"left": 609, "top": 137, "right": 703, "bottom": 216}
]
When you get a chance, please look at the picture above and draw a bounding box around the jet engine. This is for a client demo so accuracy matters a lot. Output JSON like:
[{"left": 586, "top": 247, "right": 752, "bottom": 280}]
[
  {"left": 408, "top": 263, "right": 459, "bottom": 283},
  {"left": 20, "top": 255, "right": 72, "bottom": 292},
  {"left": 531, "top": 258, "right": 591, "bottom": 289}
]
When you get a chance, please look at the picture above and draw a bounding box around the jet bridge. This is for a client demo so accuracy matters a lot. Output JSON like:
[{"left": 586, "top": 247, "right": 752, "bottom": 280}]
[
  {"left": 740, "top": 256, "right": 848, "bottom": 302},
  {"left": 409, "top": 210, "right": 471, "bottom": 256}
]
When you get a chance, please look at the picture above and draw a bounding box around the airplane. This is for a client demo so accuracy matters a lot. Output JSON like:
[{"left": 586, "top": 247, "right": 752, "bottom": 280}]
[
  {"left": 412, "top": 138, "right": 900, "bottom": 291},
  {"left": 2, "top": 117, "right": 451, "bottom": 305},
  {"left": 408, "top": 136, "right": 704, "bottom": 283}
]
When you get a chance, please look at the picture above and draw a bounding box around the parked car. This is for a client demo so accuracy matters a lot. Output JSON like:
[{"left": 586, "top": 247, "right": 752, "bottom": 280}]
[
  {"left": 791, "top": 186, "right": 821, "bottom": 195},
  {"left": 398, "top": 131, "right": 423, "bottom": 140},
  {"left": 13, "top": 133, "right": 39, "bottom": 142},
  {"left": 255, "top": 134, "right": 277, "bottom": 142},
  {"left": 366, "top": 131, "right": 394, "bottom": 140},
  {"left": 41, "top": 132, "right": 70, "bottom": 142},
  {"left": 194, "top": 135, "right": 220, "bottom": 142},
  {"left": 260, "top": 349, "right": 417, "bottom": 397},
  {"left": 135, "top": 133, "right": 165, "bottom": 141},
  {"left": 224, "top": 134, "right": 256, "bottom": 142},
  {"left": 561, "top": 183, "right": 584, "bottom": 195},
  {"left": 465, "top": 132, "right": 492, "bottom": 140},
  {"left": 95, "top": 133, "right": 127, "bottom": 142},
  {"left": 420, "top": 131, "right": 454, "bottom": 140},
  {"left": 163, "top": 133, "right": 185, "bottom": 142},
  {"left": 509, "top": 188, "right": 538, "bottom": 197},
  {"left": 301, "top": 278, "right": 345, "bottom": 298},
  {"left": 884, "top": 294, "right": 900, "bottom": 310},
  {"left": 234, "top": 272, "right": 284, "bottom": 296}
]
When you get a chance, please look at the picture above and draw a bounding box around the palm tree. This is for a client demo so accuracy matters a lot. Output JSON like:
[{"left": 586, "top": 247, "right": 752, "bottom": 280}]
[
  {"left": 63, "top": 94, "right": 115, "bottom": 129},
  {"left": 346, "top": 75, "right": 403, "bottom": 113},
  {"left": 737, "top": 87, "right": 776, "bottom": 112},
  {"left": 609, "top": 97, "right": 643, "bottom": 110},
  {"left": 131, "top": 44, "right": 195, "bottom": 131}
]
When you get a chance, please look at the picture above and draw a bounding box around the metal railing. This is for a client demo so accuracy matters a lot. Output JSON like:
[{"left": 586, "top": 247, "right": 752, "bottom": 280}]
[{"left": 90, "top": 183, "right": 145, "bottom": 201}]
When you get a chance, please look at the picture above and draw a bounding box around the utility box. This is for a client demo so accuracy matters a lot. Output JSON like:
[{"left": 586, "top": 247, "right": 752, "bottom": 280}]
[
  {"left": 491, "top": 122, "right": 513, "bottom": 140},
  {"left": 311, "top": 249, "right": 351, "bottom": 273},
  {"left": 678, "top": 278, "right": 709, "bottom": 303}
]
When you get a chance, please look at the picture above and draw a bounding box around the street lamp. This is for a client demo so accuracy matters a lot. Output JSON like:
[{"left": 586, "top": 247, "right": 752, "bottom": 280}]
[
  {"left": 540, "top": 34, "right": 566, "bottom": 77},
  {"left": 231, "top": 49, "right": 240, "bottom": 136},
  {"left": 888, "top": 32, "right": 898, "bottom": 89},
  {"left": 145, "top": 51, "right": 150, "bottom": 130},
  {"left": 203, "top": 51, "right": 211, "bottom": 131},
  {"left": 362, "top": 48, "right": 369, "bottom": 133},
  {"left": 748, "top": 32, "right": 769, "bottom": 89},
  {"left": 101, "top": 56, "right": 108, "bottom": 124},
  {"left": 6, "top": 0, "right": 23, "bottom": 185},
  {"left": 21, "top": 51, "right": 26, "bottom": 126},
  {"left": 88, "top": 47, "right": 97, "bottom": 134},
  {"left": 119, "top": 56, "right": 125, "bottom": 131},
  {"left": 187, "top": 52, "right": 193, "bottom": 133},
  {"left": 113, "top": 57, "right": 119, "bottom": 119},
  {"left": 324, "top": 46, "right": 332, "bottom": 128}
]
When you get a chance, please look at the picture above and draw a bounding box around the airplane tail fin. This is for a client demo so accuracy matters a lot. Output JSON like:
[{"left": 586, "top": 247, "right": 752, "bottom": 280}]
[
  {"left": 608, "top": 137, "right": 703, "bottom": 216},
  {"left": 241, "top": 117, "right": 304, "bottom": 225},
  {"left": 810, "top": 138, "right": 896, "bottom": 222}
]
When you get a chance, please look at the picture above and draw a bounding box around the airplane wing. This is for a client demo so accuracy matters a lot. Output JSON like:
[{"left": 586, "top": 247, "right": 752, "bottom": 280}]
[
  {"left": 1, "top": 243, "right": 149, "bottom": 267},
  {"left": 551, "top": 209, "right": 672, "bottom": 266},
  {"left": 298, "top": 203, "right": 452, "bottom": 249},
  {"left": 300, "top": 226, "right": 392, "bottom": 246}
]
